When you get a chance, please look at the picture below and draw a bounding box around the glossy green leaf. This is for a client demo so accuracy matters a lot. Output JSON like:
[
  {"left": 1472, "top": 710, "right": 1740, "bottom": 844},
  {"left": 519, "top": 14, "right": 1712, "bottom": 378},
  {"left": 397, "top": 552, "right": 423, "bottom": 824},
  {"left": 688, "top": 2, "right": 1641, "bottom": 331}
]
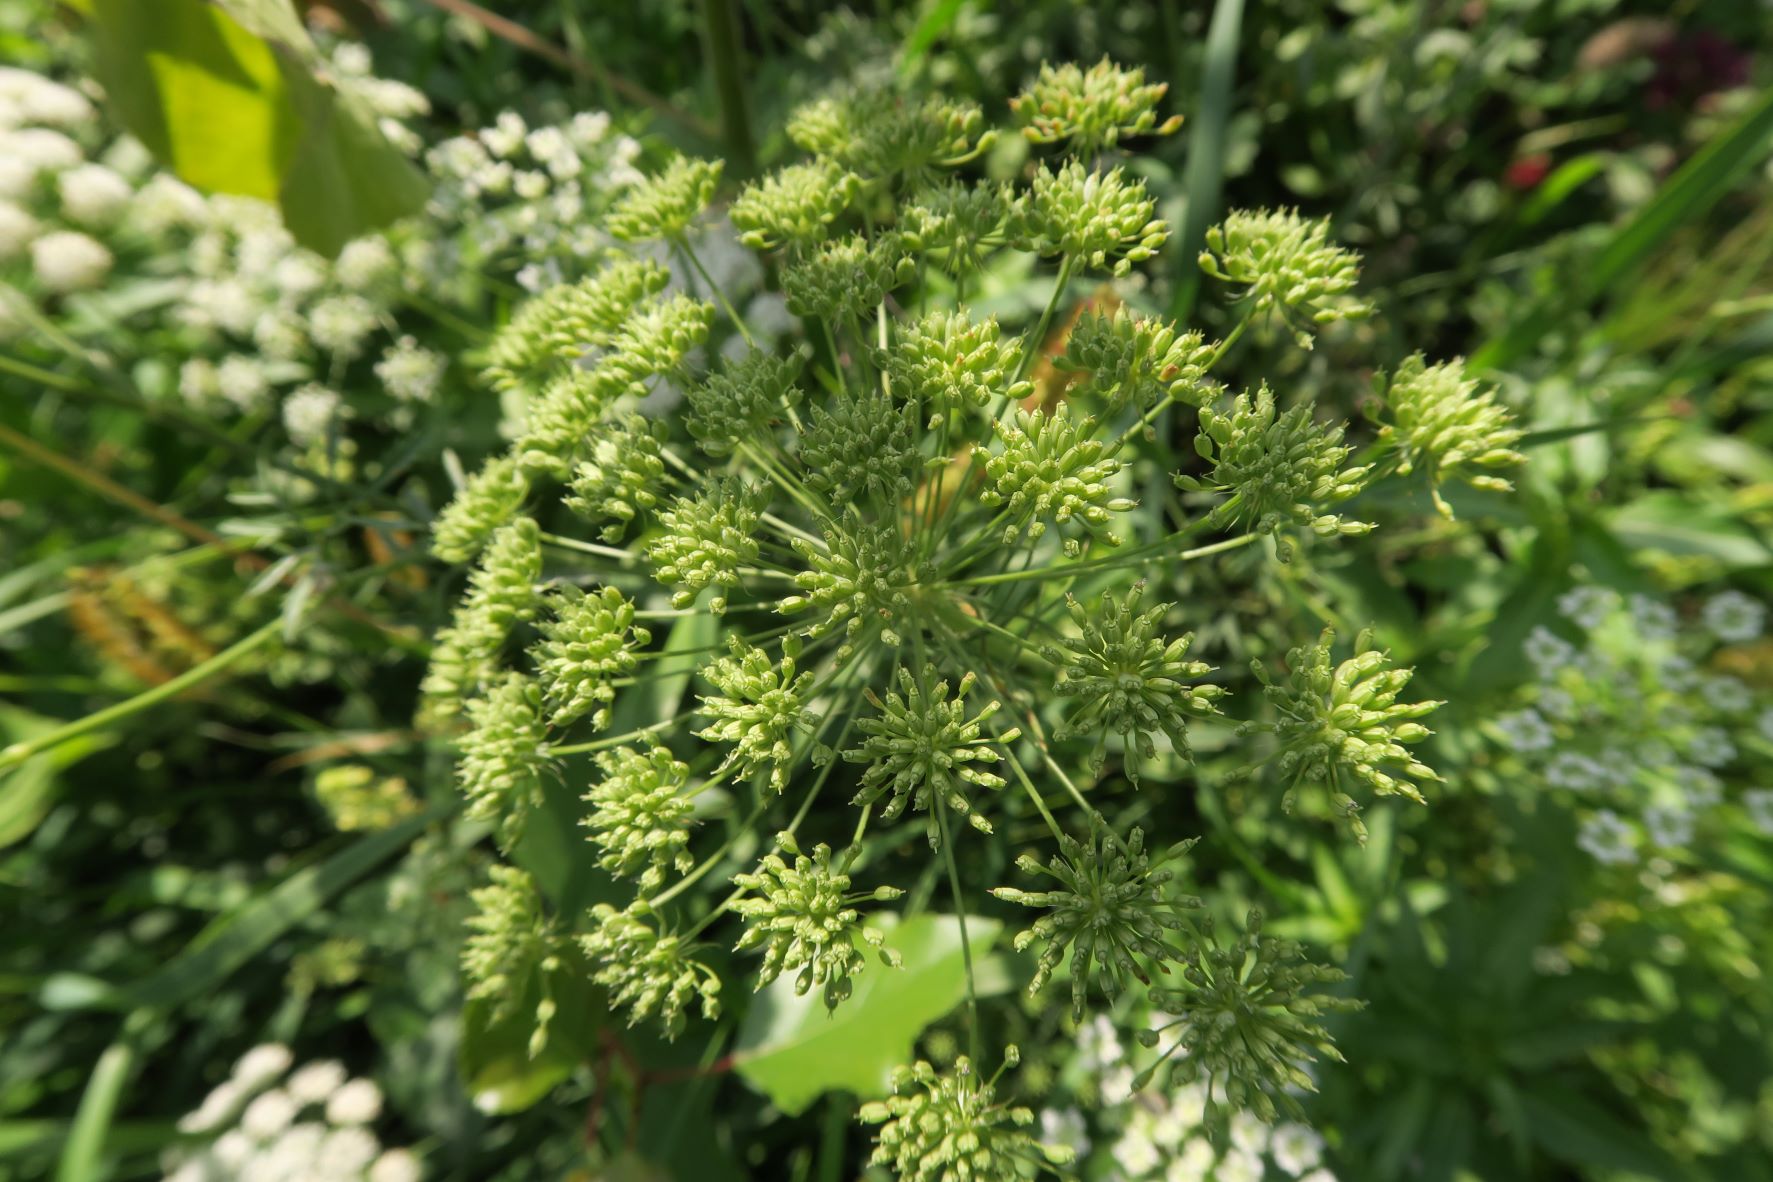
[{"left": 733, "top": 915, "right": 1000, "bottom": 1116}]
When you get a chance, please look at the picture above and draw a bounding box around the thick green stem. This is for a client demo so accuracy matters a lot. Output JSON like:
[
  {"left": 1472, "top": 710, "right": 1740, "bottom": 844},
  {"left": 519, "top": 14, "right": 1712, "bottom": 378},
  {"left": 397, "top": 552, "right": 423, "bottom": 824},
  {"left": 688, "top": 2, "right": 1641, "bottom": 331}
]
[
  {"left": 934, "top": 797, "right": 982, "bottom": 1063},
  {"left": 700, "top": 0, "right": 756, "bottom": 177}
]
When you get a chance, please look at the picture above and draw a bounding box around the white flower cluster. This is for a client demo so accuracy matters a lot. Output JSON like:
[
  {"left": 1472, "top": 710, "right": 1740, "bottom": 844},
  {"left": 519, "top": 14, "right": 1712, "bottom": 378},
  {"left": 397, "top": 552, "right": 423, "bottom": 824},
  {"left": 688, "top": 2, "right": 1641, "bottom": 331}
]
[
  {"left": 163, "top": 1044, "right": 420, "bottom": 1182},
  {"left": 1490, "top": 584, "right": 1772, "bottom": 866},
  {"left": 425, "top": 108, "right": 644, "bottom": 290},
  {"left": 1040, "top": 1016, "right": 1338, "bottom": 1182}
]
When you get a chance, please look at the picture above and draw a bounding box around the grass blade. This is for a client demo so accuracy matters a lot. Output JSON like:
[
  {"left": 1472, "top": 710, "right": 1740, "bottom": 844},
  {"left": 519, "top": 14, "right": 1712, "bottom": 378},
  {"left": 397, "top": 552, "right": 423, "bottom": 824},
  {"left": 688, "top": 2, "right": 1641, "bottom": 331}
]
[
  {"left": 1168, "top": 0, "right": 1245, "bottom": 323},
  {"left": 1474, "top": 85, "right": 1773, "bottom": 372},
  {"left": 54, "top": 1030, "right": 137, "bottom": 1182}
]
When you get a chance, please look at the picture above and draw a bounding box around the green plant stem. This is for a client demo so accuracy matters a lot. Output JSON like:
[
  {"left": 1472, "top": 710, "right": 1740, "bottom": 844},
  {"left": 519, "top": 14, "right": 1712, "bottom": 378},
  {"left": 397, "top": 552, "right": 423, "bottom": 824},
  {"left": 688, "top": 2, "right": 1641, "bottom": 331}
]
[
  {"left": 1003, "top": 748, "right": 1066, "bottom": 844},
  {"left": 678, "top": 238, "right": 758, "bottom": 350},
  {"left": 1012, "top": 255, "right": 1076, "bottom": 386},
  {"left": 951, "top": 528, "right": 1256, "bottom": 588},
  {"left": 0, "top": 617, "right": 283, "bottom": 772},
  {"left": 933, "top": 797, "right": 981, "bottom": 1064},
  {"left": 55, "top": 1016, "right": 146, "bottom": 1182},
  {"left": 700, "top": 0, "right": 756, "bottom": 176},
  {"left": 549, "top": 717, "right": 679, "bottom": 757},
  {"left": 538, "top": 531, "right": 637, "bottom": 562}
]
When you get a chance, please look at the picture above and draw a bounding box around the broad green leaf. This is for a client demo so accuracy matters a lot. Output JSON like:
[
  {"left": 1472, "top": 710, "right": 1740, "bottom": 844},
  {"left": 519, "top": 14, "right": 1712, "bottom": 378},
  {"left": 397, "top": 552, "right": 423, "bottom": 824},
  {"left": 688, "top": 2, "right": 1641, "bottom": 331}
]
[
  {"left": 1604, "top": 492, "right": 1773, "bottom": 570},
  {"left": 84, "top": 0, "right": 427, "bottom": 255},
  {"left": 733, "top": 915, "right": 1000, "bottom": 1116},
  {"left": 88, "top": 0, "right": 293, "bottom": 200},
  {"left": 1521, "top": 1085, "right": 1684, "bottom": 1177},
  {"left": 458, "top": 972, "right": 602, "bottom": 1116},
  {"left": 54, "top": 805, "right": 449, "bottom": 1012}
]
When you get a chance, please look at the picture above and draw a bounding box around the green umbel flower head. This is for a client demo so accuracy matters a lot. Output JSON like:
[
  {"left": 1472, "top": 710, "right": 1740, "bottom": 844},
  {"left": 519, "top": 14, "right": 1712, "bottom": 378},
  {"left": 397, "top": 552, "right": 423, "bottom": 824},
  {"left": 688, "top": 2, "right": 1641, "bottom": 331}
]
[
  {"left": 789, "top": 89, "right": 992, "bottom": 181},
  {"left": 779, "top": 512, "right": 919, "bottom": 663},
  {"left": 1245, "top": 628, "right": 1443, "bottom": 840},
  {"left": 697, "top": 636, "right": 817, "bottom": 792},
  {"left": 686, "top": 350, "right": 803, "bottom": 457},
  {"left": 859, "top": 1049, "right": 1073, "bottom": 1182},
  {"left": 581, "top": 900, "right": 721, "bottom": 1039},
  {"left": 731, "top": 833, "right": 903, "bottom": 1010},
  {"left": 532, "top": 585, "right": 650, "bottom": 729},
  {"left": 1139, "top": 910, "right": 1361, "bottom": 1123},
  {"left": 458, "top": 672, "right": 548, "bottom": 847},
  {"left": 901, "top": 180, "right": 1011, "bottom": 276},
  {"left": 982, "top": 405, "right": 1136, "bottom": 554},
  {"left": 1376, "top": 354, "right": 1525, "bottom": 516},
  {"left": 798, "top": 385, "right": 921, "bottom": 508},
  {"left": 607, "top": 155, "right": 723, "bottom": 243},
  {"left": 1199, "top": 209, "right": 1370, "bottom": 346},
  {"left": 847, "top": 666, "right": 1019, "bottom": 845},
  {"left": 731, "top": 160, "right": 862, "bottom": 250},
  {"left": 1046, "top": 583, "right": 1226, "bottom": 779},
  {"left": 1017, "top": 162, "right": 1168, "bottom": 276},
  {"left": 463, "top": 865, "right": 576, "bottom": 1057},
  {"left": 883, "top": 309, "right": 1031, "bottom": 421},
  {"left": 422, "top": 518, "right": 543, "bottom": 715},
  {"left": 565, "top": 414, "right": 668, "bottom": 543},
  {"left": 583, "top": 743, "right": 696, "bottom": 892},
  {"left": 782, "top": 232, "right": 914, "bottom": 321},
  {"left": 993, "top": 816, "right": 1201, "bottom": 1019},
  {"left": 1176, "top": 383, "right": 1373, "bottom": 560},
  {"left": 516, "top": 368, "right": 639, "bottom": 478},
  {"left": 1054, "top": 307, "right": 1216, "bottom": 413},
  {"left": 483, "top": 258, "right": 668, "bottom": 392},
  {"left": 1011, "top": 58, "right": 1183, "bottom": 152},
  {"left": 648, "top": 478, "right": 769, "bottom": 611},
  {"left": 432, "top": 452, "right": 529, "bottom": 563}
]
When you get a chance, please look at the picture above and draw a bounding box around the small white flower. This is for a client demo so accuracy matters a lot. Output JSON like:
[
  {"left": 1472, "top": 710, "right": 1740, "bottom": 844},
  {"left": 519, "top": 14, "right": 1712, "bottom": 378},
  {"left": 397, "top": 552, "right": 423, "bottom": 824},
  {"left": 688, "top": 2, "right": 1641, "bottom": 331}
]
[
  {"left": 1270, "top": 1122, "right": 1326, "bottom": 1176},
  {"left": 1685, "top": 727, "right": 1736, "bottom": 768},
  {"left": 1523, "top": 626, "right": 1577, "bottom": 680},
  {"left": 1577, "top": 809, "right": 1637, "bottom": 864},
  {"left": 1111, "top": 1124, "right": 1162, "bottom": 1177},
  {"left": 7, "top": 126, "right": 82, "bottom": 171},
  {"left": 1744, "top": 789, "right": 1773, "bottom": 836},
  {"left": 325, "top": 1077, "right": 383, "bottom": 1125},
  {"left": 282, "top": 384, "right": 343, "bottom": 446},
  {"left": 232, "top": 1043, "right": 294, "bottom": 1090},
  {"left": 1165, "top": 1137, "right": 1216, "bottom": 1182},
  {"left": 335, "top": 236, "right": 398, "bottom": 291},
  {"left": 1101, "top": 1064, "right": 1137, "bottom": 1107},
  {"left": 128, "top": 173, "right": 208, "bottom": 236},
  {"left": 376, "top": 335, "right": 446, "bottom": 403},
  {"left": 253, "top": 310, "right": 309, "bottom": 363},
  {"left": 285, "top": 1059, "right": 349, "bottom": 1105},
  {"left": 240, "top": 1088, "right": 299, "bottom": 1138},
  {"left": 513, "top": 169, "right": 550, "bottom": 200},
  {"left": 1299, "top": 1171, "right": 1340, "bottom": 1182},
  {"left": 309, "top": 293, "right": 380, "bottom": 357},
  {"left": 30, "top": 229, "right": 112, "bottom": 293},
  {"left": 1494, "top": 709, "right": 1554, "bottom": 752},
  {"left": 1698, "top": 675, "right": 1753, "bottom": 715},
  {"left": 570, "top": 110, "right": 611, "bottom": 146},
  {"left": 213, "top": 1128, "right": 254, "bottom": 1169},
  {"left": 178, "top": 1079, "right": 242, "bottom": 1133},
  {"left": 369, "top": 1148, "right": 424, "bottom": 1182},
  {"left": 483, "top": 110, "right": 528, "bottom": 158},
  {"left": 0, "top": 200, "right": 38, "bottom": 259},
  {"left": 319, "top": 1126, "right": 382, "bottom": 1174},
  {"left": 1644, "top": 804, "right": 1694, "bottom": 848},
  {"left": 1685, "top": 766, "right": 1723, "bottom": 809},
  {"left": 57, "top": 163, "right": 133, "bottom": 226},
  {"left": 1627, "top": 594, "right": 1678, "bottom": 642},
  {"left": 179, "top": 358, "right": 220, "bottom": 407},
  {"left": 272, "top": 253, "right": 327, "bottom": 300},
  {"left": 216, "top": 354, "right": 270, "bottom": 412},
  {"left": 1544, "top": 751, "right": 1606, "bottom": 792},
  {"left": 1759, "top": 708, "right": 1773, "bottom": 744},
  {"left": 1039, "top": 1107, "right": 1091, "bottom": 1158},
  {"left": 332, "top": 42, "right": 374, "bottom": 76},
  {"left": 1557, "top": 586, "right": 1617, "bottom": 630},
  {"left": 1228, "top": 1109, "right": 1270, "bottom": 1155},
  {"left": 1702, "top": 590, "right": 1765, "bottom": 643},
  {"left": 1217, "top": 1148, "right": 1266, "bottom": 1182},
  {"left": 1077, "top": 1013, "right": 1122, "bottom": 1070}
]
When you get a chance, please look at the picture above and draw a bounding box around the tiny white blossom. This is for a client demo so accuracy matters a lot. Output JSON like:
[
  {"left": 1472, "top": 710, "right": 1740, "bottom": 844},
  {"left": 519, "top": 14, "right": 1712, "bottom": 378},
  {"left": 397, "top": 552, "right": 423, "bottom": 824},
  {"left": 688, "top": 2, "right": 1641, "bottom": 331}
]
[
  {"left": 272, "top": 252, "right": 327, "bottom": 300},
  {"left": 1556, "top": 586, "right": 1617, "bottom": 630},
  {"left": 1494, "top": 709, "right": 1554, "bottom": 752},
  {"left": 1039, "top": 1107, "right": 1091, "bottom": 1158},
  {"left": 1703, "top": 590, "right": 1765, "bottom": 643},
  {"left": 309, "top": 293, "right": 380, "bottom": 357},
  {"left": 1627, "top": 594, "right": 1678, "bottom": 642},
  {"left": 325, "top": 1077, "right": 383, "bottom": 1125},
  {"left": 1077, "top": 1013, "right": 1123, "bottom": 1070},
  {"left": 1577, "top": 809, "right": 1637, "bottom": 864},
  {"left": 1685, "top": 766, "right": 1724, "bottom": 808},
  {"left": 369, "top": 1148, "right": 424, "bottom": 1182},
  {"left": 1111, "top": 1122, "right": 1163, "bottom": 1177},
  {"left": 1166, "top": 1138, "right": 1217, "bottom": 1182},
  {"left": 216, "top": 354, "right": 271, "bottom": 412},
  {"left": 128, "top": 173, "right": 208, "bottom": 236},
  {"left": 1218, "top": 1148, "right": 1266, "bottom": 1182},
  {"left": 1644, "top": 804, "right": 1694, "bottom": 848},
  {"left": 0, "top": 200, "right": 37, "bottom": 259},
  {"left": 335, "top": 236, "right": 398, "bottom": 291},
  {"left": 178, "top": 1079, "right": 242, "bottom": 1133},
  {"left": 1523, "top": 626, "right": 1577, "bottom": 680},
  {"left": 282, "top": 384, "right": 343, "bottom": 446},
  {"left": 483, "top": 110, "right": 528, "bottom": 158},
  {"left": 231, "top": 1043, "right": 294, "bottom": 1090},
  {"left": 319, "top": 1125, "right": 382, "bottom": 1174},
  {"left": 1744, "top": 789, "right": 1773, "bottom": 836},
  {"left": 56, "top": 163, "right": 133, "bottom": 226},
  {"left": 1228, "top": 1110, "right": 1270, "bottom": 1155},
  {"left": 1686, "top": 727, "right": 1735, "bottom": 768},
  {"left": 1698, "top": 675, "right": 1753, "bottom": 715},
  {"left": 240, "top": 1088, "right": 299, "bottom": 1138},
  {"left": 30, "top": 229, "right": 112, "bottom": 292},
  {"left": 1544, "top": 751, "right": 1606, "bottom": 792},
  {"left": 285, "top": 1059, "right": 349, "bottom": 1105},
  {"left": 375, "top": 335, "right": 446, "bottom": 403},
  {"left": 1270, "top": 1123, "right": 1325, "bottom": 1176},
  {"left": 1299, "top": 1171, "right": 1339, "bottom": 1182}
]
